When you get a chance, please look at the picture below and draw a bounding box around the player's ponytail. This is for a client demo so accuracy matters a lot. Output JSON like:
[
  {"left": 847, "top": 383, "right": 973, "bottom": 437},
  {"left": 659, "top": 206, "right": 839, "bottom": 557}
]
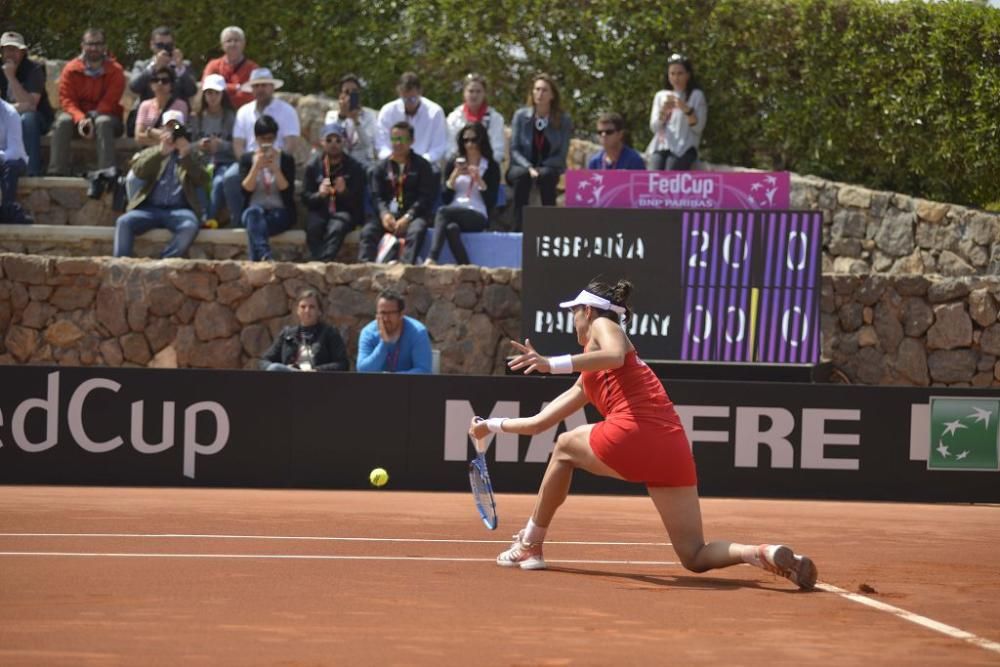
[{"left": 585, "top": 277, "right": 633, "bottom": 324}]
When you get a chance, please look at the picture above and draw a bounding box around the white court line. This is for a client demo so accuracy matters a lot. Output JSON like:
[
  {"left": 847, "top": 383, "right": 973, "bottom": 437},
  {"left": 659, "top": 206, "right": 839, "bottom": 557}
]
[
  {"left": 816, "top": 583, "right": 1000, "bottom": 656},
  {"left": 0, "top": 533, "right": 671, "bottom": 547},
  {"left": 0, "top": 551, "right": 679, "bottom": 566}
]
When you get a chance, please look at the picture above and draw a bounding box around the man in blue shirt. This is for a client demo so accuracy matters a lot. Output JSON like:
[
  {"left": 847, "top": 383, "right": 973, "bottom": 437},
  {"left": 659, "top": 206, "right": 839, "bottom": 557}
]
[
  {"left": 357, "top": 289, "right": 433, "bottom": 373},
  {"left": 586, "top": 112, "right": 646, "bottom": 171}
]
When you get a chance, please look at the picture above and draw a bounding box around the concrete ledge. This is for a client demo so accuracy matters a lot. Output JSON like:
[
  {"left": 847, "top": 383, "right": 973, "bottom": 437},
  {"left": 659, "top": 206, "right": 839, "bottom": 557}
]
[{"left": 0, "top": 223, "right": 309, "bottom": 247}]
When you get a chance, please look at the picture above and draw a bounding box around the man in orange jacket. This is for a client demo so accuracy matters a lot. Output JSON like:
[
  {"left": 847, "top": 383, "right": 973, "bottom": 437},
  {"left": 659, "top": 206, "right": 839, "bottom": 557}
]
[{"left": 47, "top": 27, "right": 125, "bottom": 176}]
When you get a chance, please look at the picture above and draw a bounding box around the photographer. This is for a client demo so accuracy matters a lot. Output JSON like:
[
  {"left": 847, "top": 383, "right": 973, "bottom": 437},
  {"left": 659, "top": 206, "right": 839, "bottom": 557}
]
[
  {"left": 113, "top": 110, "right": 207, "bottom": 258},
  {"left": 323, "top": 74, "right": 378, "bottom": 170},
  {"left": 239, "top": 114, "right": 296, "bottom": 261},
  {"left": 301, "top": 122, "right": 365, "bottom": 262}
]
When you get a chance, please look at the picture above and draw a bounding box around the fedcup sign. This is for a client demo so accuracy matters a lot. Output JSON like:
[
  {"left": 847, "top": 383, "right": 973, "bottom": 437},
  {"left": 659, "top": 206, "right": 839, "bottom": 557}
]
[{"left": 566, "top": 170, "right": 790, "bottom": 210}]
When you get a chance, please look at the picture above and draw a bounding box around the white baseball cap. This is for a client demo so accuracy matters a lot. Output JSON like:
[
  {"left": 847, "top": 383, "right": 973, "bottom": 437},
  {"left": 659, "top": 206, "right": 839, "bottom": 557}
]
[
  {"left": 161, "top": 109, "right": 186, "bottom": 126},
  {"left": 202, "top": 73, "right": 226, "bottom": 93},
  {"left": 558, "top": 290, "right": 626, "bottom": 315}
]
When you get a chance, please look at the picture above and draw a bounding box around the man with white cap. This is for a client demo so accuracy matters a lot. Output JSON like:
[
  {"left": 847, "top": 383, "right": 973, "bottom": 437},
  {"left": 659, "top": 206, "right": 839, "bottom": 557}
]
[
  {"left": 301, "top": 121, "right": 366, "bottom": 261},
  {"left": 0, "top": 31, "right": 54, "bottom": 176},
  {"left": 113, "top": 109, "right": 207, "bottom": 258},
  {"left": 221, "top": 67, "right": 301, "bottom": 226}
]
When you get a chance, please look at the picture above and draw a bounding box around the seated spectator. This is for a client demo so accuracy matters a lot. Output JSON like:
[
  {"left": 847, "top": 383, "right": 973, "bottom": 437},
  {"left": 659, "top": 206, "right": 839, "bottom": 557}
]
[
  {"left": 47, "top": 27, "right": 125, "bottom": 176},
  {"left": 223, "top": 67, "right": 301, "bottom": 226},
  {"left": 302, "top": 122, "right": 366, "bottom": 262},
  {"left": 587, "top": 112, "right": 646, "bottom": 170},
  {"left": 0, "top": 31, "right": 54, "bottom": 177},
  {"left": 375, "top": 72, "right": 448, "bottom": 171},
  {"left": 113, "top": 111, "right": 206, "bottom": 258},
  {"left": 133, "top": 66, "right": 189, "bottom": 147},
  {"left": 361, "top": 121, "right": 436, "bottom": 265},
  {"left": 260, "top": 288, "right": 349, "bottom": 372},
  {"left": 646, "top": 53, "right": 707, "bottom": 171},
  {"left": 357, "top": 289, "right": 432, "bottom": 374},
  {"left": 201, "top": 26, "right": 257, "bottom": 109},
  {"left": 0, "top": 97, "right": 31, "bottom": 223},
  {"left": 507, "top": 73, "right": 572, "bottom": 231},
  {"left": 189, "top": 73, "right": 236, "bottom": 227},
  {"left": 425, "top": 122, "right": 499, "bottom": 266},
  {"left": 127, "top": 26, "right": 197, "bottom": 136},
  {"left": 323, "top": 74, "right": 378, "bottom": 171},
  {"left": 239, "top": 114, "right": 296, "bottom": 262},
  {"left": 446, "top": 73, "right": 505, "bottom": 162}
]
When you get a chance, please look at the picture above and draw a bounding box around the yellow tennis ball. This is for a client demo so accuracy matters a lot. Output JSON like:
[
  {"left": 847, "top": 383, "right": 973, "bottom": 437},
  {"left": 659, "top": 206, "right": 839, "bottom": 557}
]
[{"left": 369, "top": 467, "right": 389, "bottom": 488}]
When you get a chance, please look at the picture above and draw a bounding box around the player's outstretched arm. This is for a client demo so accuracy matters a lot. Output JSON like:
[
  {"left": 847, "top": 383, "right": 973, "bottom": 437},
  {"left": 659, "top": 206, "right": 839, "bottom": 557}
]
[{"left": 470, "top": 382, "right": 588, "bottom": 439}]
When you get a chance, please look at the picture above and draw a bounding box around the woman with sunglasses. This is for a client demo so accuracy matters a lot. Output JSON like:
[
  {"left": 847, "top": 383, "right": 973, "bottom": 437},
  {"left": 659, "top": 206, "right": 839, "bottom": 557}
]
[
  {"left": 469, "top": 277, "right": 818, "bottom": 591},
  {"left": 133, "top": 66, "right": 188, "bottom": 147},
  {"left": 189, "top": 74, "right": 236, "bottom": 227},
  {"left": 425, "top": 122, "right": 500, "bottom": 265},
  {"left": 646, "top": 53, "right": 706, "bottom": 171},
  {"left": 507, "top": 73, "right": 572, "bottom": 232}
]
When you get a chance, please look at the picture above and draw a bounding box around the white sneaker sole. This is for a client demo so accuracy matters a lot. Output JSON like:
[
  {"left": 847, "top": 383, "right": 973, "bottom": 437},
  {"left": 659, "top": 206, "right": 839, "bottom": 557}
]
[{"left": 497, "top": 556, "right": 547, "bottom": 570}]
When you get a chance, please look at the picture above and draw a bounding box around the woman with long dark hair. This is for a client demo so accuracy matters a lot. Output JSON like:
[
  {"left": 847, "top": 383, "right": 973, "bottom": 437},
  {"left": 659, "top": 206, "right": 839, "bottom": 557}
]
[
  {"left": 647, "top": 53, "right": 707, "bottom": 171},
  {"left": 189, "top": 74, "right": 236, "bottom": 227},
  {"left": 471, "top": 277, "right": 817, "bottom": 590},
  {"left": 425, "top": 122, "right": 500, "bottom": 265},
  {"left": 507, "top": 73, "right": 572, "bottom": 231}
]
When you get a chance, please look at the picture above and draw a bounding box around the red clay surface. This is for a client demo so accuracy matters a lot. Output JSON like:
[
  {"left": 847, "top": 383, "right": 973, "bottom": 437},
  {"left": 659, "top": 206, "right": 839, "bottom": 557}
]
[{"left": 0, "top": 486, "right": 998, "bottom": 666}]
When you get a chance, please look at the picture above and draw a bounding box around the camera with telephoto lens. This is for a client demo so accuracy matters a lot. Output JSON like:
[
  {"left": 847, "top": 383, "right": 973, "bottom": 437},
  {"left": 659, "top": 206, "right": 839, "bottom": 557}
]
[
  {"left": 171, "top": 123, "right": 191, "bottom": 143},
  {"left": 85, "top": 166, "right": 121, "bottom": 199}
]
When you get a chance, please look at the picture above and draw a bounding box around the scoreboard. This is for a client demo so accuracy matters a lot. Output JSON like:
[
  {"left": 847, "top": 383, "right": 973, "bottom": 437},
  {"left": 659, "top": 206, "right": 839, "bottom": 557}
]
[{"left": 522, "top": 208, "right": 822, "bottom": 363}]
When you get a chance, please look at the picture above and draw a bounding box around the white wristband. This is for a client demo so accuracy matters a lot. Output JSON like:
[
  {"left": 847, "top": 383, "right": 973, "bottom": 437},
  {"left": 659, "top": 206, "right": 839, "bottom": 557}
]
[
  {"left": 484, "top": 418, "right": 507, "bottom": 434},
  {"left": 549, "top": 354, "right": 574, "bottom": 374}
]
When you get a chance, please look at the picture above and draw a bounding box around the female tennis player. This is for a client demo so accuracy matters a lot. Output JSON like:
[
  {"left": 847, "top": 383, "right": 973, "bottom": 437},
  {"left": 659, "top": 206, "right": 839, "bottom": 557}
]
[{"left": 469, "top": 278, "right": 818, "bottom": 589}]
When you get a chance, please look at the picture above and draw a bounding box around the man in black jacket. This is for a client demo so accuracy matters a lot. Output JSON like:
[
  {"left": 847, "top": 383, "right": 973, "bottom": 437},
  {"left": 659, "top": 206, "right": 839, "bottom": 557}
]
[
  {"left": 260, "top": 289, "right": 349, "bottom": 371},
  {"left": 301, "top": 121, "right": 366, "bottom": 262},
  {"left": 360, "top": 120, "right": 437, "bottom": 264}
]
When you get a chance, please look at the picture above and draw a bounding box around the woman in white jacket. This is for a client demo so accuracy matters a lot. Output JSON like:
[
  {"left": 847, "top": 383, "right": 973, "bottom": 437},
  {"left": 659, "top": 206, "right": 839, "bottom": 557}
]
[{"left": 646, "top": 53, "right": 707, "bottom": 171}]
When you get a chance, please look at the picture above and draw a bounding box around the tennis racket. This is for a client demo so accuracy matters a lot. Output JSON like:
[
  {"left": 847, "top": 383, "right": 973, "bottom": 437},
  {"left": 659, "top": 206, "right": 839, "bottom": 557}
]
[{"left": 469, "top": 430, "right": 498, "bottom": 530}]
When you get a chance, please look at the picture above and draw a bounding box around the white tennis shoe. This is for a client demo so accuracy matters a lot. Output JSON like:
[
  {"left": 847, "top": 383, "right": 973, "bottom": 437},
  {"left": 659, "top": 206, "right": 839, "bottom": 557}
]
[
  {"left": 497, "top": 530, "right": 546, "bottom": 570},
  {"left": 754, "top": 544, "right": 817, "bottom": 590}
]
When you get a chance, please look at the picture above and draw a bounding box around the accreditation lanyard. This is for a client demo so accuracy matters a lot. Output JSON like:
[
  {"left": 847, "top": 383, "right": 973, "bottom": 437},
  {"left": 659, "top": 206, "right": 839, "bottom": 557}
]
[
  {"left": 323, "top": 155, "right": 341, "bottom": 214},
  {"left": 385, "top": 329, "right": 403, "bottom": 372},
  {"left": 389, "top": 159, "right": 408, "bottom": 212}
]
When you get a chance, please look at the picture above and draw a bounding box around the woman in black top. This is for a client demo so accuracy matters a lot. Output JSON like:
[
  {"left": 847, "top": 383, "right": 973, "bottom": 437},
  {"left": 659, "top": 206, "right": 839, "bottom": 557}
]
[{"left": 260, "top": 289, "right": 349, "bottom": 371}]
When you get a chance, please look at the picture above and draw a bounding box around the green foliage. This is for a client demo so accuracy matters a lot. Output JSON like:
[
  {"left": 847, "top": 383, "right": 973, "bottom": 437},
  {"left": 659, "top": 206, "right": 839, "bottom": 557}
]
[{"left": 5, "top": 0, "right": 999, "bottom": 206}]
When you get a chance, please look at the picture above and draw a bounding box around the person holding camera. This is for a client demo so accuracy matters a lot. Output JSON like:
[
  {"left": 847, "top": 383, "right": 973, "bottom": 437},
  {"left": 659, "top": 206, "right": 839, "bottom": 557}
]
[
  {"left": 127, "top": 27, "right": 197, "bottom": 114},
  {"left": 48, "top": 28, "right": 125, "bottom": 177},
  {"left": 132, "top": 66, "right": 189, "bottom": 148},
  {"left": 362, "top": 121, "right": 437, "bottom": 264},
  {"left": 239, "top": 114, "right": 296, "bottom": 262},
  {"left": 112, "top": 110, "right": 207, "bottom": 258},
  {"left": 222, "top": 67, "right": 301, "bottom": 227},
  {"left": 260, "top": 289, "right": 349, "bottom": 372},
  {"left": 302, "top": 122, "right": 366, "bottom": 262},
  {"left": 507, "top": 73, "right": 572, "bottom": 232},
  {"left": 425, "top": 122, "right": 499, "bottom": 266},
  {"left": 323, "top": 74, "right": 378, "bottom": 171},
  {"left": 646, "top": 53, "right": 706, "bottom": 171}
]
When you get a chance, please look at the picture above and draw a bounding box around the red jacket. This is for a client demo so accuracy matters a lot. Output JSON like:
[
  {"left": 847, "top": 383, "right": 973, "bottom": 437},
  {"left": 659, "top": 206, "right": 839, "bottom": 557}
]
[
  {"left": 58, "top": 55, "right": 126, "bottom": 123},
  {"left": 202, "top": 56, "right": 258, "bottom": 109}
]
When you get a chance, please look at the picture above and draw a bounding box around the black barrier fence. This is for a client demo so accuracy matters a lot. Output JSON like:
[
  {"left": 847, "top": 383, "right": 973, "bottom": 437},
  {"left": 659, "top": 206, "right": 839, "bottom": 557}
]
[{"left": 0, "top": 366, "right": 997, "bottom": 503}]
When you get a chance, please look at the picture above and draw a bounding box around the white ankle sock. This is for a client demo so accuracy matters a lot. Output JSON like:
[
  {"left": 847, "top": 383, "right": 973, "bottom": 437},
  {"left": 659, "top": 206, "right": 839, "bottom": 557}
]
[
  {"left": 740, "top": 544, "right": 764, "bottom": 567},
  {"left": 523, "top": 518, "right": 547, "bottom": 544}
]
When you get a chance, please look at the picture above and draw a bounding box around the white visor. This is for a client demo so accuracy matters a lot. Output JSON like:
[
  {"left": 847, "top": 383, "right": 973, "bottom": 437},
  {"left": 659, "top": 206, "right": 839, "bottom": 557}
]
[{"left": 558, "top": 290, "right": 626, "bottom": 315}]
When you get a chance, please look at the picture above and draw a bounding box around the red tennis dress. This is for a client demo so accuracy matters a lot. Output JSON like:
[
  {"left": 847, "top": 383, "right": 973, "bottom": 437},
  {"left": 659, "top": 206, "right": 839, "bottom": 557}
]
[{"left": 580, "top": 350, "right": 697, "bottom": 487}]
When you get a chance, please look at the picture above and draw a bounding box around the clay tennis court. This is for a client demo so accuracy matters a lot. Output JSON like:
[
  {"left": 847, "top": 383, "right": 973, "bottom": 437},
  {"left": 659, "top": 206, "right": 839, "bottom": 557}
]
[{"left": 1, "top": 486, "right": 998, "bottom": 666}]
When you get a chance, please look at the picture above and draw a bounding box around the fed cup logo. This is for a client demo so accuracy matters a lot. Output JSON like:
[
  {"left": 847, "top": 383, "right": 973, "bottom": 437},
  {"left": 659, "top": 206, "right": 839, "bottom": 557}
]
[{"left": 928, "top": 397, "right": 1000, "bottom": 471}]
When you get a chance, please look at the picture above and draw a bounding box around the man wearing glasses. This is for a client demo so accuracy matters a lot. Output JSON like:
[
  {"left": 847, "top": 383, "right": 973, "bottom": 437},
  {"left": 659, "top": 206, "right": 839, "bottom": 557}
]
[
  {"left": 375, "top": 72, "right": 448, "bottom": 170},
  {"left": 301, "top": 122, "right": 366, "bottom": 262},
  {"left": 587, "top": 112, "right": 646, "bottom": 171},
  {"left": 357, "top": 289, "right": 433, "bottom": 374},
  {"left": 127, "top": 26, "right": 198, "bottom": 106},
  {"left": 48, "top": 27, "right": 125, "bottom": 176}
]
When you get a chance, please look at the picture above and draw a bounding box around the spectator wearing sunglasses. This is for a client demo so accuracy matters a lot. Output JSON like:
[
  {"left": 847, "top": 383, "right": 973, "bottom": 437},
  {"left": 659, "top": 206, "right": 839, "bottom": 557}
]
[
  {"left": 507, "top": 73, "right": 572, "bottom": 232},
  {"left": 128, "top": 26, "right": 197, "bottom": 105},
  {"left": 375, "top": 72, "right": 448, "bottom": 170},
  {"left": 301, "top": 122, "right": 366, "bottom": 262},
  {"left": 47, "top": 27, "right": 125, "bottom": 176},
  {"left": 646, "top": 53, "right": 706, "bottom": 171},
  {"left": 587, "top": 112, "right": 646, "bottom": 171},
  {"left": 133, "top": 66, "right": 189, "bottom": 147},
  {"left": 425, "top": 122, "right": 500, "bottom": 266}
]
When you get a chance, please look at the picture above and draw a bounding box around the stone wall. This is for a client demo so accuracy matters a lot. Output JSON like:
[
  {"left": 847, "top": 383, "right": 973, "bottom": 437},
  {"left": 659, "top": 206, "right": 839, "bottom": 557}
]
[
  {"left": 0, "top": 254, "right": 520, "bottom": 375},
  {"left": 3, "top": 253, "right": 999, "bottom": 386}
]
